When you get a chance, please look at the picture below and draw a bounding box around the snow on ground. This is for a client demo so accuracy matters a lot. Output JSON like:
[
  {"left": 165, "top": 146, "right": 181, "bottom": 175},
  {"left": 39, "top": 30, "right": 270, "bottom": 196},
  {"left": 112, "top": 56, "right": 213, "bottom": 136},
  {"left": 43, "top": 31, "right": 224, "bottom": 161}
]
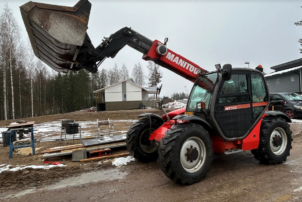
[
  {"left": 0, "top": 119, "right": 137, "bottom": 143},
  {"left": 291, "top": 119, "right": 302, "bottom": 123},
  {"left": 0, "top": 164, "right": 66, "bottom": 174},
  {"left": 112, "top": 156, "right": 135, "bottom": 167},
  {"left": 162, "top": 101, "right": 186, "bottom": 109}
]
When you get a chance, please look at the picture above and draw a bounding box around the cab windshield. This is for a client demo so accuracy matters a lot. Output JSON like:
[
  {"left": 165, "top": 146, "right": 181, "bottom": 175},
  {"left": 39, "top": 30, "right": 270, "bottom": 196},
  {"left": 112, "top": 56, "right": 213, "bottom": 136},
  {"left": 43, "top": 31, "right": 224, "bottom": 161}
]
[
  {"left": 186, "top": 73, "right": 218, "bottom": 112},
  {"left": 282, "top": 93, "right": 302, "bottom": 101}
]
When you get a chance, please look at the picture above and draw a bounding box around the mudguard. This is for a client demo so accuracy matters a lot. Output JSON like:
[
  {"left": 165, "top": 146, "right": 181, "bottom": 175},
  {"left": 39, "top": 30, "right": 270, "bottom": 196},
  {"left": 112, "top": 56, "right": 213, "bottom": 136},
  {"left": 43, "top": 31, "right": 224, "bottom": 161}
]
[
  {"left": 138, "top": 113, "right": 165, "bottom": 124},
  {"left": 173, "top": 114, "right": 212, "bottom": 131},
  {"left": 264, "top": 111, "right": 291, "bottom": 122}
]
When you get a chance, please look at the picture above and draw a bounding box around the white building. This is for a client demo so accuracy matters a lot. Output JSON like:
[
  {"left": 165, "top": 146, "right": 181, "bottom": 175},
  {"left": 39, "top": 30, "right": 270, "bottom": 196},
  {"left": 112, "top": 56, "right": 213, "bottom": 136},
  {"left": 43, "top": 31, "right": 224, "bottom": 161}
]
[{"left": 93, "top": 79, "right": 159, "bottom": 111}]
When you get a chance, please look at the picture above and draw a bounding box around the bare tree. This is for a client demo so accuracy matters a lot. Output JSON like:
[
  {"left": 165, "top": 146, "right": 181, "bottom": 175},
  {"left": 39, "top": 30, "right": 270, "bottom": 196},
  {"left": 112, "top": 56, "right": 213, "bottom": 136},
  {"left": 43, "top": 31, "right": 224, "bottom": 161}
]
[
  {"left": 132, "top": 62, "right": 145, "bottom": 86},
  {"left": 120, "top": 64, "right": 129, "bottom": 80},
  {"left": 108, "top": 63, "right": 120, "bottom": 85},
  {"left": 25, "top": 40, "right": 36, "bottom": 117},
  {"left": 0, "top": 5, "right": 20, "bottom": 119}
]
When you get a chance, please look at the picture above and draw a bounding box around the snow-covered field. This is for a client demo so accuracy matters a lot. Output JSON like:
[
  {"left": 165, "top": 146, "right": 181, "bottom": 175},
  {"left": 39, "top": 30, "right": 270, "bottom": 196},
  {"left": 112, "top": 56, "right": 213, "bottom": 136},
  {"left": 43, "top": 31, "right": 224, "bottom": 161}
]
[{"left": 0, "top": 119, "right": 137, "bottom": 143}]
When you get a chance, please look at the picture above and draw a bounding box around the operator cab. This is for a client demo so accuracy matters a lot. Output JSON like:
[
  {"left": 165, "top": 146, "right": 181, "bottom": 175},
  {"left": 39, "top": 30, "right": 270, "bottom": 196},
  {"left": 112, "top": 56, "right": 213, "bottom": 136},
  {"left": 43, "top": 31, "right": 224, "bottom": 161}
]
[{"left": 186, "top": 65, "right": 269, "bottom": 141}]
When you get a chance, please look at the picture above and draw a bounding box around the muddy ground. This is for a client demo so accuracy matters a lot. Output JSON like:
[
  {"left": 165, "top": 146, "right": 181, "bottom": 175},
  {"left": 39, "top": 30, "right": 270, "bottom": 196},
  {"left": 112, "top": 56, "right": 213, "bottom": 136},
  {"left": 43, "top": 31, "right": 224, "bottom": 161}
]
[
  {"left": 0, "top": 109, "right": 302, "bottom": 201},
  {"left": 0, "top": 109, "right": 172, "bottom": 194}
]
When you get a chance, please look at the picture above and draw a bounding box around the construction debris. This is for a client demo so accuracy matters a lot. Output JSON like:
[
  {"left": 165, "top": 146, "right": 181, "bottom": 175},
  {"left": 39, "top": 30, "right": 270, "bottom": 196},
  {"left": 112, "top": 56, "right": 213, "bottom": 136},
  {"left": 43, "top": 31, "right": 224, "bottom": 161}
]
[
  {"left": 42, "top": 142, "right": 126, "bottom": 159},
  {"left": 72, "top": 149, "right": 87, "bottom": 162}
]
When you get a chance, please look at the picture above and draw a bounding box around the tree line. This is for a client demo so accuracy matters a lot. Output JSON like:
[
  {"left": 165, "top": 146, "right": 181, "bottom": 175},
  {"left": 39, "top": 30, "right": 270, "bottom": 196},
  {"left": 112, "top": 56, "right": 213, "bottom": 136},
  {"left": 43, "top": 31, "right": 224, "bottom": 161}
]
[{"left": 0, "top": 5, "right": 162, "bottom": 120}]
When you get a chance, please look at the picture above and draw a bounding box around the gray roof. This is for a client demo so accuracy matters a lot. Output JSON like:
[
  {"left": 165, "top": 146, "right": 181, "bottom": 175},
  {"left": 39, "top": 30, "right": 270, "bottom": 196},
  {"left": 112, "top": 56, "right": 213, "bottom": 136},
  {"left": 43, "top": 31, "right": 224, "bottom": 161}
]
[
  {"left": 264, "top": 66, "right": 302, "bottom": 78},
  {"left": 270, "top": 58, "right": 302, "bottom": 71}
]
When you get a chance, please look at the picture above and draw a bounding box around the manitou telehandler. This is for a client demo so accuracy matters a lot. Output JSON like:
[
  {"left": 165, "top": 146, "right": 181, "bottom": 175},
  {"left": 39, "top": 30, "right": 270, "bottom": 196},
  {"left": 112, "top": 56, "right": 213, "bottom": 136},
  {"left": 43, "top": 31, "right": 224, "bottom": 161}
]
[{"left": 20, "top": 0, "right": 292, "bottom": 185}]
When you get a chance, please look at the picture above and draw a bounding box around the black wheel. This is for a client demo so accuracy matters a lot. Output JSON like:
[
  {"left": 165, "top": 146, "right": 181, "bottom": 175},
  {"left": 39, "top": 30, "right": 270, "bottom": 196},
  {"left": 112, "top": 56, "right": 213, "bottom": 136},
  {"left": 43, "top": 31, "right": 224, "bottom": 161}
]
[
  {"left": 158, "top": 124, "right": 213, "bottom": 185},
  {"left": 126, "top": 118, "right": 163, "bottom": 162},
  {"left": 251, "top": 117, "right": 292, "bottom": 164}
]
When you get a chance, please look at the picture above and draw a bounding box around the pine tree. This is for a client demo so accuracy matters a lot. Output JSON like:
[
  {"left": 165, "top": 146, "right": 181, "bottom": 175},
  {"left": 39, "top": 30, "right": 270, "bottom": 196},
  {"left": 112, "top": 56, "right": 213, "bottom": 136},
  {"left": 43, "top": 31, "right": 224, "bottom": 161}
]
[
  {"left": 295, "top": 12, "right": 302, "bottom": 53},
  {"left": 99, "top": 69, "right": 108, "bottom": 88},
  {"left": 147, "top": 61, "right": 162, "bottom": 87}
]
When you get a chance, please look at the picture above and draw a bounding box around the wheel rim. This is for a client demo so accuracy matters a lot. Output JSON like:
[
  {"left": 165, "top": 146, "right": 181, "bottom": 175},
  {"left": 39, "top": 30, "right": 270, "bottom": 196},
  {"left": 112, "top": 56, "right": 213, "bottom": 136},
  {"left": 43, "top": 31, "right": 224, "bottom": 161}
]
[
  {"left": 270, "top": 127, "right": 288, "bottom": 155},
  {"left": 180, "top": 136, "right": 206, "bottom": 173},
  {"left": 139, "top": 128, "right": 157, "bottom": 153},
  {"left": 285, "top": 110, "right": 294, "bottom": 119}
]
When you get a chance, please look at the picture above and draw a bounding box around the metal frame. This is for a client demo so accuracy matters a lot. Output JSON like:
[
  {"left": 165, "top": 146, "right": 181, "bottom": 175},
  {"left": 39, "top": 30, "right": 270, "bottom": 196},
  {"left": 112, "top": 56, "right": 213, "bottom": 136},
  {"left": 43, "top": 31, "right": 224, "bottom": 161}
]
[
  {"left": 97, "top": 119, "right": 116, "bottom": 139},
  {"left": 60, "top": 122, "right": 82, "bottom": 146},
  {"left": 9, "top": 127, "right": 35, "bottom": 158}
]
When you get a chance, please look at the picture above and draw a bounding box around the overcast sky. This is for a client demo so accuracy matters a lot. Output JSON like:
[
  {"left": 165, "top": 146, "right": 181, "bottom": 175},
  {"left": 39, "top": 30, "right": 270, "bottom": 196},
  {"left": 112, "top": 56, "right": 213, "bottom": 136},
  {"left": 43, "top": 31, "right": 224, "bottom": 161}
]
[{"left": 4, "top": 0, "right": 302, "bottom": 97}]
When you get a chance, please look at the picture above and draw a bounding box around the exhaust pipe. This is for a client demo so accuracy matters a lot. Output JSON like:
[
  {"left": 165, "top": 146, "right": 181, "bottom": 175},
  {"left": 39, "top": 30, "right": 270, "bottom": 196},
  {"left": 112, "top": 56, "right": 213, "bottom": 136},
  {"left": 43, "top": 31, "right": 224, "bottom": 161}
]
[{"left": 20, "top": 0, "right": 91, "bottom": 73}]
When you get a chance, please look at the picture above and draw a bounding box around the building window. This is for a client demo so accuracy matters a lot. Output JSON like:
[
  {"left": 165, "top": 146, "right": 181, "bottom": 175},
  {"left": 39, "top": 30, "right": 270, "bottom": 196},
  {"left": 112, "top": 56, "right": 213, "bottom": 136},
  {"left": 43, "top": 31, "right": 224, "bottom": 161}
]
[
  {"left": 291, "top": 76, "right": 295, "bottom": 82},
  {"left": 123, "top": 94, "right": 126, "bottom": 101},
  {"left": 267, "top": 81, "right": 270, "bottom": 85},
  {"left": 276, "top": 79, "right": 280, "bottom": 84}
]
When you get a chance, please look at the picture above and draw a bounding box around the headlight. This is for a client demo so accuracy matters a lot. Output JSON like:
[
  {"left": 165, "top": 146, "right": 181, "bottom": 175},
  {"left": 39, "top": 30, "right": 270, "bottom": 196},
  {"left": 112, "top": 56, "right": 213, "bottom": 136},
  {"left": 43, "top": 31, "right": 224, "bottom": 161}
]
[{"left": 294, "top": 105, "right": 302, "bottom": 109}]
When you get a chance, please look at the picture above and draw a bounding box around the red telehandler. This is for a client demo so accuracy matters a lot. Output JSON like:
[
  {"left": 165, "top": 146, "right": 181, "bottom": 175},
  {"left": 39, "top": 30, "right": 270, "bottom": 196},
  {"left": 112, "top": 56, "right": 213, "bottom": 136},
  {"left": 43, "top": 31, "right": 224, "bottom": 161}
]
[{"left": 20, "top": 0, "right": 293, "bottom": 185}]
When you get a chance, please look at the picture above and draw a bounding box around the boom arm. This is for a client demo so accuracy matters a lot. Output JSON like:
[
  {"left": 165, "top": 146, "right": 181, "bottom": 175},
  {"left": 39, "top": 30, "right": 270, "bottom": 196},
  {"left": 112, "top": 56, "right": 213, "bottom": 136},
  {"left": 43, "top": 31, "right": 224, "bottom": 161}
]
[
  {"left": 20, "top": 0, "right": 207, "bottom": 82},
  {"left": 78, "top": 27, "right": 207, "bottom": 82}
]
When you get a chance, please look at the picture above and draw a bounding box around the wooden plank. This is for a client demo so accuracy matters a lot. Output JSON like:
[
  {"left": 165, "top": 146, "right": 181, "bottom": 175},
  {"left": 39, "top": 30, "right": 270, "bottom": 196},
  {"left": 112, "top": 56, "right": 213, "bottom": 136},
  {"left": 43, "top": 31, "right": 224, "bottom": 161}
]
[
  {"left": 62, "top": 141, "right": 125, "bottom": 152},
  {"left": 89, "top": 148, "right": 111, "bottom": 154},
  {"left": 7, "top": 121, "right": 35, "bottom": 128},
  {"left": 80, "top": 152, "right": 130, "bottom": 162},
  {"left": 41, "top": 144, "right": 84, "bottom": 154},
  {"left": 42, "top": 142, "right": 126, "bottom": 158},
  {"left": 48, "top": 144, "right": 83, "bottom": 149}
]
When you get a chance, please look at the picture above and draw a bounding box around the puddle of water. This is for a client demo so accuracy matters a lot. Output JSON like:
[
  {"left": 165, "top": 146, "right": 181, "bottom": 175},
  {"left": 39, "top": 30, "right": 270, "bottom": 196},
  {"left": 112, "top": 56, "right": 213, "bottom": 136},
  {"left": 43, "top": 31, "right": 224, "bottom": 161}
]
[
  {"left": 46, "top": 168, "right": 127, "bottom": 190},
  {"left": 4, "top": 168, "right": 128, "bottom": 199}
]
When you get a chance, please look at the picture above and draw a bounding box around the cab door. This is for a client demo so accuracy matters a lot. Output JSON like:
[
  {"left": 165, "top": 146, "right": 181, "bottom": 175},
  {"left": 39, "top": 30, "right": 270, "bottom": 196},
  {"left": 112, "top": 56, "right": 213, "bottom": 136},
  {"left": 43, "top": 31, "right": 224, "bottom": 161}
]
[{"left": 214, "top": 71, "right": 252, "bottom": 139}]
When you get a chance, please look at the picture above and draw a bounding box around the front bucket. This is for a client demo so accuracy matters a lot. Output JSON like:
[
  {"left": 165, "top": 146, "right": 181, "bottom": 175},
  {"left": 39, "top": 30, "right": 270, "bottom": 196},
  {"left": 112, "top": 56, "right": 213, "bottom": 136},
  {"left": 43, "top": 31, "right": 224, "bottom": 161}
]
[{"left": 20, "top": 0, "right": 91, "bottom": 73}]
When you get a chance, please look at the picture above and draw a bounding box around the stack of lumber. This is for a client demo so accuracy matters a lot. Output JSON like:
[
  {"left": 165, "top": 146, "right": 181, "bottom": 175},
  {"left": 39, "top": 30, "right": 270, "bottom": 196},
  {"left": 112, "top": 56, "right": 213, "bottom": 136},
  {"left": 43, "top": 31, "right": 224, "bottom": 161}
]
[{"left": 41, "top": 141, "right": 126, "bottom": 159}]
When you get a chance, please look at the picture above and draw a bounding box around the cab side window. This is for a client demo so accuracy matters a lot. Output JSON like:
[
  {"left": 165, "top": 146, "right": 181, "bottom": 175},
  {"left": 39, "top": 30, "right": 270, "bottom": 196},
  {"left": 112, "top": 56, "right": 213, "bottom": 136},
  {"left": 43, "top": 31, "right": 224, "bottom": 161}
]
[
  {"left": 218, "top": 74, "right": 249, "bottom": 104},
  {"left": 251, "top": 72, "right": 267, "bottom": 103},
  {"left": 251, "top": 72, "right": 268, "bottom": 119}
]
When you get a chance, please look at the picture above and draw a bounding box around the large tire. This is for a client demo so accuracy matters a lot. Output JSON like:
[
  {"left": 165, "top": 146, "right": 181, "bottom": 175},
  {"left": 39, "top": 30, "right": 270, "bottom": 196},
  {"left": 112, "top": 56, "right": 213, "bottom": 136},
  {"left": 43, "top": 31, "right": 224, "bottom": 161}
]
[
  {"left": 251, "top": 117, "right": 292, "bottom": 164},
  {"left": 158, "top": 123, "right": 213, "bottom": 185},
  {"left": 126, "top": 118, "right": 163, "bottom": 162}
]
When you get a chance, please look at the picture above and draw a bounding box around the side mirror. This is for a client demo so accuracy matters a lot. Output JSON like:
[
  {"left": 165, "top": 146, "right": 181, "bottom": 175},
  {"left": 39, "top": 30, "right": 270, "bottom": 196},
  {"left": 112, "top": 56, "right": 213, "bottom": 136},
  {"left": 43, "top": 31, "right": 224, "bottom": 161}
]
[{"left": 222, "top": 64, "right": 232, "bottom": 81}]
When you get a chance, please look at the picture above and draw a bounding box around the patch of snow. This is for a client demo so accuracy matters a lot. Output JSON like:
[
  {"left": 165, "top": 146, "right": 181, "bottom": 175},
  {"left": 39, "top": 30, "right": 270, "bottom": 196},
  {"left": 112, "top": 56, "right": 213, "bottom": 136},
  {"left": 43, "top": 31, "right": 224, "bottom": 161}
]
[
  {"left": 10, "top": 122, "right": 18, "bottom": 125},
  {"left": 162, "top": 101, "right": 186, "bottom": 109},
  {"left": 112, "top": 156, "right": 135, "bottom": 167},
  {"left": 0, "top": 164, "right": 65, "bottom": 174},
  {"left": 291, "top": 119, "right": 302, "bottom": 123},
  {"left": 0, "top": 165, "right": 11, "bottom": 173},
  {"left": 294, "top": 186, "right": 302, "bottom": 192}
]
